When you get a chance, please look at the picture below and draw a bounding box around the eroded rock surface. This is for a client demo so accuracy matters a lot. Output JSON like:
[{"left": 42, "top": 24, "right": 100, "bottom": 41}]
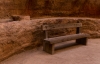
[
  {"left": 1, "top": 0, "right": 100, "bottom": 18},
  {"left": 0, "top": 17, "right": 100, "bottom": 61}
]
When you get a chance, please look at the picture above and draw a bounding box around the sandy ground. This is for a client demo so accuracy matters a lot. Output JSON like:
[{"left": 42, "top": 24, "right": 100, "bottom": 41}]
[{"left": 0, "top": 39, "right": 100, "bottom": 64}]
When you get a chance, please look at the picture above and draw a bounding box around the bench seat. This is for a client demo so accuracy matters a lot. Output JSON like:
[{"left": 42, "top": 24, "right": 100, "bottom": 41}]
[
  {"left": 43, "top": 22, "right": 90, "bottom": 54},
  {"left": 44, "top": 33, "right": 90, "bottom": 44}
]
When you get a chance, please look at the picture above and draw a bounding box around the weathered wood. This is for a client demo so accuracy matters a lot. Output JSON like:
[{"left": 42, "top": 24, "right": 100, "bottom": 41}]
[
  {"left": 45, "top": 30, "right": 49, "bottom": 38},
  {"left": 76, "top": 37, "right": 87, "bottom": 45},
  {"left": 43, "top": 23, "right": 82, "bottom": 30},
  {"left": 43, "top": 22, "right": 89, "bottom": 54},
  {"left": 43, "top": 41, "right": 54, "bottom": 54},
  {"left": 76, "top": 21, "right": 80, "bottom": 34},
  {"left": 44, "top": 33, "right": 89, "bottom": 44},
  {"left": 76, "top": 27, "right": 80, "bottom": 34}
]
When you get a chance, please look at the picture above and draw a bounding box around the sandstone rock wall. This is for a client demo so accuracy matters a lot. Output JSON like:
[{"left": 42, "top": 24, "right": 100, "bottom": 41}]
[
  {"left": 0, "top": 17, "right": 100, "bottom": 61},
  {"left": 0, "top": 0, "right": 26, "bottom": 18},
  {"left": 1, "top": 0, "right": 100, "bottom": 18}
]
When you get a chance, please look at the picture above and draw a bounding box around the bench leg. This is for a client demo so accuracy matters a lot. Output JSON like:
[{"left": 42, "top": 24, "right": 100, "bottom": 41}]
[
  {"left": 76, "top": 38, "right": 87, "bottom": 45},
  {"left": 43, "top": 41, "right": 54, "bottom": 54}
]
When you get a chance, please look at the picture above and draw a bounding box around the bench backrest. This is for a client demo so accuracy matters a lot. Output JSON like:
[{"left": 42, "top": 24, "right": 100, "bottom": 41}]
[
  {"left": 42, "top": 22, "right": 82, "bottom": 38},
  {"left": 43, "top": 23, "right": 82, "bottom": 30}
]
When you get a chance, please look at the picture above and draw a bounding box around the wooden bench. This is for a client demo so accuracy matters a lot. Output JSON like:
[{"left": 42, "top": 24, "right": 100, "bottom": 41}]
[{"left": 42, "top": 21, "right": 90, "bottom": 54}]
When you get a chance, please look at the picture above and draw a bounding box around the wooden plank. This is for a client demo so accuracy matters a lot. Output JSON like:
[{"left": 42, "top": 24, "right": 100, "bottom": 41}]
[
  {"left": 44, "top": 33, "right": 89, "bottom": 44},
  {"left": 76, "top": 27, "right": 80, "bottom": 34},
  {"left": 43, "top": 41, "right": 54, "bottom": 54},
  {"left": 43, "top": 23, "right": 82, "bottom": 30},
  {"left": 76, "top": 37, "right": 87, "bottom": 45}
]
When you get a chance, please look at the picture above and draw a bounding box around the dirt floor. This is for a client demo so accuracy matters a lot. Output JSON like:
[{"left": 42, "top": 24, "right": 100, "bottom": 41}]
[{"left": 0, "top": 39, "right": 100, "bottom": 64}]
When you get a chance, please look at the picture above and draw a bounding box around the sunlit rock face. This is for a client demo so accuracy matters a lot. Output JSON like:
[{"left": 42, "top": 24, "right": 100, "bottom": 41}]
[
  {"left": 0, "top": 0, "right": 100, "bottom": 18},
  {"left": 0, "top": 0, "right": 26, "bottom": 18},
  {"left": 0, "top": 17, "right": 100, "bottom": 61}
]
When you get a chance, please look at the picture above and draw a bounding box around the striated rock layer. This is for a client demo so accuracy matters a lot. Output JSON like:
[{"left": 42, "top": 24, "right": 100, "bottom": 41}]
[
  {"left": 1, "top": 0, "right": 100, "bottom": 18},
  {"left": 0, "top": 17, "right": 100, "bottom": 61}
]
